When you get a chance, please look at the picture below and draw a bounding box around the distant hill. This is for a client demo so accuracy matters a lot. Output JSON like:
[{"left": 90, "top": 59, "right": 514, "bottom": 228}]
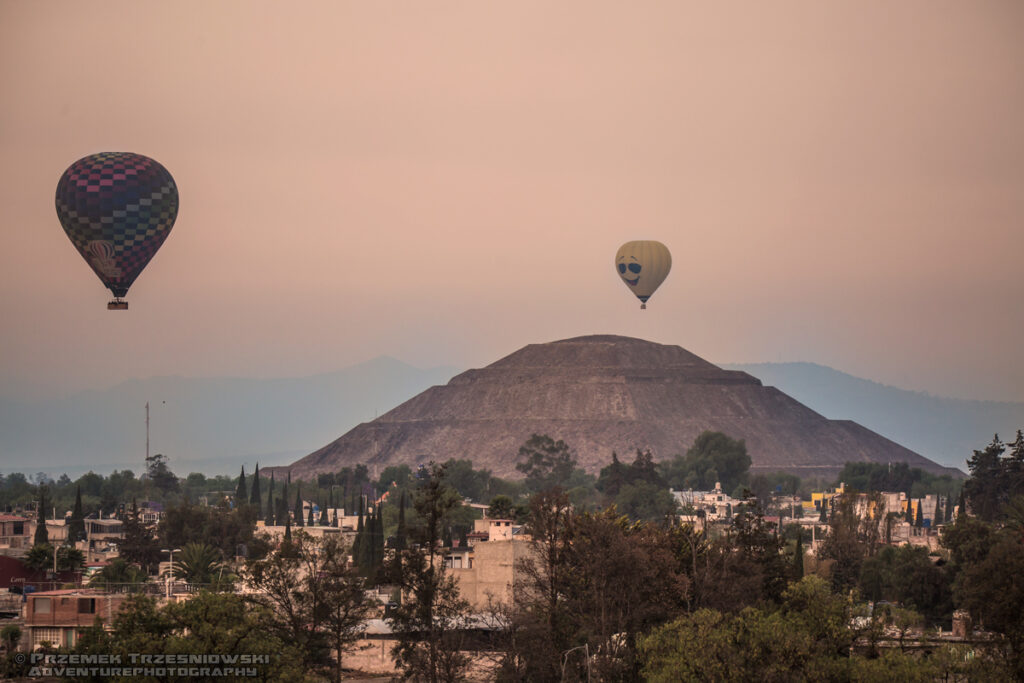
[
  {"left": 280, "top": 336, "right": 959, "bottom": 481},
  {"left": 3, "top": 354, "right": 1015, "bottom": 481},
  {"left": 0, "top": 358, "right": 458, "bottom": 478},
  {"left": 722, "top": 362, "right": 1024, "bottom": 472}
]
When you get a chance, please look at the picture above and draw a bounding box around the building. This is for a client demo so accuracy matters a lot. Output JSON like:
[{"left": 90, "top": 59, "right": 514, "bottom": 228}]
[
  {"left": 672, "top": 482, "right": 743, "bottom": 522},
  {"left": 22, "top": 589, "right": 130, "bottom": 650},
  {"left": 0, "top": 515, "right": 30, "bottom": 549},
  {"left": 448, "top": 540, "right": 534, "bottom": 610}
]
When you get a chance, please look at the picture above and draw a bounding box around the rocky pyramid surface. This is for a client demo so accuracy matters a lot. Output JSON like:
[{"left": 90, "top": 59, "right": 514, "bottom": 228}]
[{"left": 283, "top": 335, "right": 957, "bottom": 480}]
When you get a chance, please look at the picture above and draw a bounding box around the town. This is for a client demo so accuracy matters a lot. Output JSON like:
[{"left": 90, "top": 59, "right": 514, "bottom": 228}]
[{"left": 1, "top": 429, "right": 1021, "bottom": 680}]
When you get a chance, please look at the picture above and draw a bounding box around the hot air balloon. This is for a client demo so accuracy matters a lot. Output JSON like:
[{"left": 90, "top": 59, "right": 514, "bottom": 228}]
[
  {"left": 55, "top": 152, "right": 179, "bottom": 310},
  {"left": 614, "top": 240, "right": 671, "bottom": 309}
]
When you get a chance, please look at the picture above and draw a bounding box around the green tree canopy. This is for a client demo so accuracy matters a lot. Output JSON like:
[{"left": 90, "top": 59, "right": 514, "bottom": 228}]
[{"left": 660, "top": 431, "right": 751, "bottom": 493}]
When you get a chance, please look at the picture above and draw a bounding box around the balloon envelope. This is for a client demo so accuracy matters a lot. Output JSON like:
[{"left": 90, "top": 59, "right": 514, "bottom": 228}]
[
  {"left": 55, "top": 152, "right": 178, "bottom": 300},
  {"left": 614, "top": 240, "right": 671, "bottom": 307}
]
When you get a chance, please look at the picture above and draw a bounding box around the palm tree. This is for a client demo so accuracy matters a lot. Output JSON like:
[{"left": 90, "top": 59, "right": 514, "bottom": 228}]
[
  {"left": 89, "top": 557, "right": 149, "bottom": 587},
  {"left": 172, "top": 542, "right": 225, "bottom": 586}
]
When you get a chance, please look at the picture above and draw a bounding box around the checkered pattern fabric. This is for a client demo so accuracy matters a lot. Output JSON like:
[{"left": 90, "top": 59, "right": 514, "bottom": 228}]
[{"left": 55, "top": 152, "right": 178, "bottom": 298}]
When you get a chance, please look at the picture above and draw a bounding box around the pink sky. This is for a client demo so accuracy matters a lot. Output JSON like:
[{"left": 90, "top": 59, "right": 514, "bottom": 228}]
[{"left": 1, "top": 1, "right": 1022, "bottom": 401}]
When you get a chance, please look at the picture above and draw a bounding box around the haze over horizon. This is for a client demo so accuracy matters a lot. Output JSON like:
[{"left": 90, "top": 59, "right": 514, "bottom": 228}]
[{"left": 2, "top": 2, "right": 1022, "bottom": 409}]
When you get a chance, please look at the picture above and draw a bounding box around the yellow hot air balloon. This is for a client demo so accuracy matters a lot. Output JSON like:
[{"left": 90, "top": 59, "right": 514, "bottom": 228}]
[{"left": 615, "top": 240, "right": 671, "bottom": 309}]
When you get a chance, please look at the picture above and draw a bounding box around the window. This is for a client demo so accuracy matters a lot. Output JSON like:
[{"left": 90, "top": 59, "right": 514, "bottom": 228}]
[
  {"left": 34, "top": 597, "right": 51, "bottom": 614},
  {"left": 77, "top": 598, "right": 96, "bottom": 614},
  {"left": 33, "top": 627, "right": 61, "bottom": 648},
  {"left": 12, "top": 521, "right": 24, "bottom": 535}
]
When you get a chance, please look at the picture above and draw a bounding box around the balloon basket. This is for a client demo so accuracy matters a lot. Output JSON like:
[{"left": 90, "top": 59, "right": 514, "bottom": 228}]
[{"left": 107, "top": 300, "right": 128, "bottom": 310}]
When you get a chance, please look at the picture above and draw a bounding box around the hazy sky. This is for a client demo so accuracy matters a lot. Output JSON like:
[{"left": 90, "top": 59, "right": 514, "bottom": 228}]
[{"left": 1, "top": 1, "right": 1022, "bottom": 403}]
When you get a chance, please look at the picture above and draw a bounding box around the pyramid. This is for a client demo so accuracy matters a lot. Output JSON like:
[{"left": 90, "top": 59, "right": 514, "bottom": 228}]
[{"left": 283, "top": 335, "right": 958, "bottom": 481}]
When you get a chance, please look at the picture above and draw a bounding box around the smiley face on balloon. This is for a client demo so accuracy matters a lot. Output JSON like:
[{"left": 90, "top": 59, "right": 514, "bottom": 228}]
[
  {"left": 617, "top": 258, "right": 643, "bottom": 287},
  {"left": 614, "top": 241, "right": 671, "bottom": 309}
]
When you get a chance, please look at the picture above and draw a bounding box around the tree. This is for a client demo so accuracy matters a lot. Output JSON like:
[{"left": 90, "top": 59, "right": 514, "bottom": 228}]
[
  {"left": 74, "top": 592, "right": 305, "bottom": 682},
  {"left": 395, "top": 490, "right": 409, "bottom": 551},
  {"left": 596, "top": 452, "right": 629, "bottom": 497},
  {"left": 235, "top": 465, "right": 247, "bottom": 505},
  {"left": 23, "top": 544, "right": 83, "bottom": 574},
  {"left": 145, "top": 453, "right": 179, "bottom": 494},
  {"left": 440, "top": 458, "right": 492, "bottom": 501},
  {"left": 120, "top": 498, "right": 160, "bottom": 574},
  {"left": 963, "top": 434, "right": 1010, "bottom": 521},
  {"left": 88, "top": 558, "right": 148, "bottom": 587},
  {"left": 816, "top": 492, "right": 882, "bottom": 593},
  {"left": 793, "top": 532, "right": 804, "bottom": 580},
  {"left": 34, "top": 485, "right": 49, "bottom": 545},
  {"left": 614, "top": 481, "right": 678, "bottom": 522},
  {"left": 858, "top": 545, "right": 952, "bottom": 625},
  {"left": 352, "top": 497, "right": 365, "bottom": 569},
  {"left": 23, "top": 544, "right": 55, "bottom": 573},
  {"left": 559, "top": 509, "right": 687, "bottom": 680},
  {"left": 516, "top": 434, "right": 578, "bottom": 493},
  {"left": 158, "top": 500, "right": 256, "bottom": 561},
  {"left": 943, "top": 500, "right": 1024, "bottom": 677},
  {"left": 245, "top": 531, "right": 374, "bottom": 682},
  {"left": 638, "top": 577, "right": 928, "bottom": 682},
  {"left": 486, "top": 494, "right": 514, "bottom": 520},
  {"left": 660, "top": 431, "right": 751, "bottom": 493},
  {"left": 265, "top": 472, "right": 276, "bottom": 525},
  {"left": 294, "top": 484, "right": 304, "bottom": 527},
  {"left": 501, "top": 487, "right": 575, "bottom": 680},
  {"left": 173, "top": 542, "right": 227, "bottom": 587},
  {"left": 1, "top": 624, "right": 23, "bottom": 678},
  {"left": 276, "top": 486, "right": 289, "bottom": 526},
  {"left": 68, "top": 485, "right": 86, "bottom": 543},
  {"left": 387, "top": 462, "right": 472, "bottom": 683},
  {"left": 250, "top": 463, "right": 262, "bottom": 515}
]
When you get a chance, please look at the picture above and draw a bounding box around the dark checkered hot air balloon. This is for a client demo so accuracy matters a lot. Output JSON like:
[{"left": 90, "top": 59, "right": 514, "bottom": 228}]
[{"left": 55, "top": 152, "right": 178, "bottom": 309}]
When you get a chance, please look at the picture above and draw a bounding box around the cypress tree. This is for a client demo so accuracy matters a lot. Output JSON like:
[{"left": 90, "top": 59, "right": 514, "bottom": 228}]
[
  {"left": 266, "top": 473, "right": 276, "bottom": 523},
  {"left": 914, "top": 500, "right": 923, "bottom": 528},
  {"left": 955, "top": 489, "right": 966, "bottom": 521},
  {"left": 818, "top": 501, "right": 827, "bottom": 524},
  {"left": 250, "top": 463, "right": 262, "bottom": 515},
  {"left": 352, "top": 497, "right": 365, "bottom": 567},
  {"left": 235, "top": 466, "right": 247, "bottom": 505},
  {"left": 319, "top": 498, "right": 328, "bottom": 526},
  {"left": 395, "top": 490, "right": 408, "bottom": 551},
  {"left": 373, "top": 504, "right": 384, "bottom": 573},
  {"left": 34, "top": 485, "right": 49, "bottom": 546},
  {"left": 362, "top": 505, "right": 376, "bottom": 576},
  {"left": 295, "top": 484, "right": 304, "bottom": 527},
  {"left": 265, "top": 498, "right": 275, "bottom": 527},
  {"left": 284, "top": 515, "right": 291, "bottom": 541},
  {"left": 307, "top": 503, "right": 315, "bottom": 527},
  {"left": 793, "top": 533, "right": 804, "bottom": 580},
  {"left": 68, "top": 485, "right": 86, "bottom": 543},
  {"left": 277, "top": 485, "right": 289, "bottom": 527}
]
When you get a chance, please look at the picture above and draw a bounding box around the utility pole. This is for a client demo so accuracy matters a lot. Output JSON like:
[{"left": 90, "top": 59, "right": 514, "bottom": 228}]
[{"left": 145, "top": 402, "right": 150, "bottom": 461}]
